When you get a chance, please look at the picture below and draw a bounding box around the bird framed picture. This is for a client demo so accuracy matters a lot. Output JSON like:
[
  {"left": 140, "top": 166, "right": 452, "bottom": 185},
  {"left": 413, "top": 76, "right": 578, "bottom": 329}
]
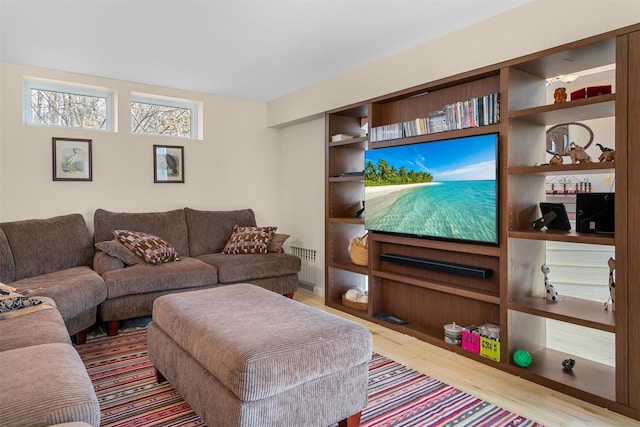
[
  {"left": 154, "top": 144, "right": 184, "bottom": 183},
  {"left": 52, "top": 137, "right": 92, "bottom": 181}
]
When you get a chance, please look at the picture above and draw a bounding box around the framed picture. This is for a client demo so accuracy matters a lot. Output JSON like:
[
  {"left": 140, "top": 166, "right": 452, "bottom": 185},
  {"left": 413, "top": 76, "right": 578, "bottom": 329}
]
[
  {"left": 52, "top": 137, "right": 92, "bottom": 181},
  {"left": 154, "top": 145, "right": 184, "bottom": 183}
]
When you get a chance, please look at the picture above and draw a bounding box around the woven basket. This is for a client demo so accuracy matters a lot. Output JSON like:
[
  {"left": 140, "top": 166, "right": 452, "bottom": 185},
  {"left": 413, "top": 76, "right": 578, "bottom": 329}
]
[
  {"left": 348, "top": 233, "right": 369, "bottom": 266},
  {"left": 342, "top": 294, "right": 368, "bottom": 312}
]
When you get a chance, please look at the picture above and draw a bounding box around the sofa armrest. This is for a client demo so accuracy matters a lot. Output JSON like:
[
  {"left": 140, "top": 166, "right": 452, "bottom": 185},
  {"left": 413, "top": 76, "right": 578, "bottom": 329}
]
[{"left": 93, "top": 251, "right": 125, "bottom": 275}]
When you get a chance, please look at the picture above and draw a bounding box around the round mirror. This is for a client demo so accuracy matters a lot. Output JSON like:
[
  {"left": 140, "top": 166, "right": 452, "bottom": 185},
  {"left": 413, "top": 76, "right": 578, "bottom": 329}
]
[{"left": 546, "top": 122, "right": 594, "bottom": 156}]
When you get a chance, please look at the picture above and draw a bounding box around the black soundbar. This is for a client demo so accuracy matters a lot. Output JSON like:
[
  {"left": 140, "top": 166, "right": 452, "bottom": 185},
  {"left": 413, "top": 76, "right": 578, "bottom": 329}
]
[{"left": 380, "top": 253, "right": 493, "bottom": 279}]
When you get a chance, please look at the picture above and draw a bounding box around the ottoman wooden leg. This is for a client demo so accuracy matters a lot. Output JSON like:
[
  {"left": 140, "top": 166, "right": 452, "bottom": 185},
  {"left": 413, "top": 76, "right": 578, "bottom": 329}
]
[{"left": 338, "top": 411, "right": 361, "bottom": 427}]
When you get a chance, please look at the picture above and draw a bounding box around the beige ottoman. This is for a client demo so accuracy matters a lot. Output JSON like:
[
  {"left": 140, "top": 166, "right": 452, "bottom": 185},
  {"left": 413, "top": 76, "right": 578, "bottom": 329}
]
[{"left": 147, "top": 283, "right": 372, "bottom": 427}]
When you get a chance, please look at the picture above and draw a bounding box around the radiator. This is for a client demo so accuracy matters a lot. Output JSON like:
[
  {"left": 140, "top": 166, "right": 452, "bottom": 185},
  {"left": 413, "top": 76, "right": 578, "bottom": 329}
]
[{"left": 290, "top": 247, "right": 317, "bottom": 292}]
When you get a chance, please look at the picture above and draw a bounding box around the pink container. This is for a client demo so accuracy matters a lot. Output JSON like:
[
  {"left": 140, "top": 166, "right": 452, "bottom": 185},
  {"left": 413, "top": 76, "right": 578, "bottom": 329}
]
[{"left": 461, "top": 329, "right": 480, "bottom": 354}]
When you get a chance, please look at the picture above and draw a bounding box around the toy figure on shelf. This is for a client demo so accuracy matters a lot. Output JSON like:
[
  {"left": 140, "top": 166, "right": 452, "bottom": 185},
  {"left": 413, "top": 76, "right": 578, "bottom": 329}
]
[
  {"left": 605, "top": 257, "right": 616, "bottom": 311},
  {"left": 569, "top": 142, "right": 592, "bottom": 164},
  {"left": 549, "top": 155, "right": 563, "bottom": 165},
  {"left": 541, "top": 264, "right": 559, "bottom": 302},
  {"left": 596, "top": 143, "right": 616, "bottom": 162},
  {"left": 554, "top": 87, "right": 567, "bottom": 103}
]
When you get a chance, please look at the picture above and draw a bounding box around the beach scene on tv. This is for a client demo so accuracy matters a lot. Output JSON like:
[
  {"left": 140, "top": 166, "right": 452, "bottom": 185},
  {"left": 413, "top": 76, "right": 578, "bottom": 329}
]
[{"left": 364, "top": 134, "right": 498, "bottom": 244}]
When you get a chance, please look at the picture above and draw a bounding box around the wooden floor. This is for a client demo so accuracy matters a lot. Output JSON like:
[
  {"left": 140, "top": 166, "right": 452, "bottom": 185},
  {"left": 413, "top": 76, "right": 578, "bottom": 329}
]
[{"left": 294, "top": 291, "right": 639, "bottom": 427}]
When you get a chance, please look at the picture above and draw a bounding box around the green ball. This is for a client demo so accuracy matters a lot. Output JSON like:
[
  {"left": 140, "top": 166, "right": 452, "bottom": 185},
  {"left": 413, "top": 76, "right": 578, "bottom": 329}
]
[{"left": 513, "top": 349, "right": 532, "bottom": 368}]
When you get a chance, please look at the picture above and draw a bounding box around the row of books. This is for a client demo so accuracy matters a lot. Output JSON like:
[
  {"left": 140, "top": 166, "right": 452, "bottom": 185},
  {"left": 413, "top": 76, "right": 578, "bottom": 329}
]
[{"left": 370, "top": 92, "right": 500, "bottom": 142}]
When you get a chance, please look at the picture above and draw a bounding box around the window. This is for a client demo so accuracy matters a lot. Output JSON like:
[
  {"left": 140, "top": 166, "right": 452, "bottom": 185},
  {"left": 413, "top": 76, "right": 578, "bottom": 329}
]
[
  {"left": 131, "top": 94, "right": 199, "bottom": 139},
  {"left": 24, "top": 80, "right": 114, "bottom": 131}
]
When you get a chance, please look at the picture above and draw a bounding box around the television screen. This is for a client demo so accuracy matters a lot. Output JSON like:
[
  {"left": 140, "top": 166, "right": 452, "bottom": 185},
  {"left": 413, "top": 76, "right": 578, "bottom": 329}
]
[{"left": 364, "top": 133, "right": 498, "bottom": 245}]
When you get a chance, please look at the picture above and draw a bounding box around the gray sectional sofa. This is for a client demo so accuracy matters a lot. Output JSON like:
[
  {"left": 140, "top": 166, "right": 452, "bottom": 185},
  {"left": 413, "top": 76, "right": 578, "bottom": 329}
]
[
  {"left": 1, "top": 208, "right": 300, "bottom": 338},
  {"left": 0, "top": 207, "right": 301, "bottom": 426}
]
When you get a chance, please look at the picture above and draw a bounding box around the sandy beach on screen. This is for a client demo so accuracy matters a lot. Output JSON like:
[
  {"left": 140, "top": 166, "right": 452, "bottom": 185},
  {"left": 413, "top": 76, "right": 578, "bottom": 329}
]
[{"left": 366, "top": 182, "right": 438, "bottom": 213}]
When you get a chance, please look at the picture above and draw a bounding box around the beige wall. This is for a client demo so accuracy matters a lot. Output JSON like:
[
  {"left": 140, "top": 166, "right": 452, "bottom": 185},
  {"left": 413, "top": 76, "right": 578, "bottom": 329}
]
[
  {"left": 275, "top": 117, "right": 326, "bottom": 293},
  {"left": 0, "top": 63, "right": 283, "bottom": 232}
]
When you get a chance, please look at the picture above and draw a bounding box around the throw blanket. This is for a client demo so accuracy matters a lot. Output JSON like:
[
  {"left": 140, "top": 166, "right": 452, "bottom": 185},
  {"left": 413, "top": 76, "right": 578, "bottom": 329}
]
[{"left": 0, "top": 283, "right": 54, "bottom": 320}]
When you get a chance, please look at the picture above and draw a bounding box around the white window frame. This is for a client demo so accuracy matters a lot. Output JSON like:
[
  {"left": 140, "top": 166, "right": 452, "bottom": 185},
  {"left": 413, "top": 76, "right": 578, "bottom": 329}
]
[
  {"left": 130, "top": 93, "right": 201, "bottom": 140},
  {"left": 23, "top": 79, "right": 115, "bottom": 131}
]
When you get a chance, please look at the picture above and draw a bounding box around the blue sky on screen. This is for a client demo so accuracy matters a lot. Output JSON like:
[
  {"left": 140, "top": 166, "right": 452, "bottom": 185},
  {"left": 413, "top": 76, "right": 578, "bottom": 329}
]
[{"left": 365, "top": 134, "right": 497, "bottom": 181}]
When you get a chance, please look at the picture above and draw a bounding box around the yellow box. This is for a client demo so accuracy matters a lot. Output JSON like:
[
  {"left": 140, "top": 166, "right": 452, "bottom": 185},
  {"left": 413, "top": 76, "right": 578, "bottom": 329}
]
[{"left": 480, "top": 336, "right": 500, "bottom": 362}]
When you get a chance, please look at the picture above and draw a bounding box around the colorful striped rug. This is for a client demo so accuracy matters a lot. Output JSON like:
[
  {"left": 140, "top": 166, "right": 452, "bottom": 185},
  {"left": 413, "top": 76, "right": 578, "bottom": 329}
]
[{"left": 75, "top": 329, "right": 543, "bottom": 427}]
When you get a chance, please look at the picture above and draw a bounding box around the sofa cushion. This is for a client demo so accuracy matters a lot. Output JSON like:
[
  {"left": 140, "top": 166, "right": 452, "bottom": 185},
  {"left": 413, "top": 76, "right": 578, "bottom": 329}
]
[
  {"left": 101, "top": 257, "right": 217, "bottom": 299},
  {"left": 0, "top": 214, "right": 94, "bottom": 281},
  {"left": 113, "top": 230, "right": 180, "bottom": 264},
  {"left": 184, "top": 208, "right": 256, "bottom": 257},
  {"left": 11, "top": 266, "right": 107, "bottom": 323},
  {"left": 0, "top": 343, "right": 100, "bottom": 427},
  {"left": 196, "top": 253, "right": 301, "bottom": 283},
  {"left": 93, "top": 208, "right": 189, "bottom": 256},
  {"left": 0, "top": 228, "right": 16, "bottom": 283},
  {"left": 95, "top": 240, "right": 142, "bottom": 265},
  {"left": 222, "top": 225, "right": 277, "bottom": 255},
  {"left": 0, "top": 298, "right": 71, "bottom": 352}
]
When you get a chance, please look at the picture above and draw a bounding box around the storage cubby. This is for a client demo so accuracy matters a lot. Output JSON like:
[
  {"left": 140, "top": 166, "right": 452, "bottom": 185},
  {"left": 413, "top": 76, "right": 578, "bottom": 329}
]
[
  {"left": 325, "top": 24, "right": 640, "bottom": 419},
  {"left": 371, "top": 278, "right": 500, "bottom": 341}
]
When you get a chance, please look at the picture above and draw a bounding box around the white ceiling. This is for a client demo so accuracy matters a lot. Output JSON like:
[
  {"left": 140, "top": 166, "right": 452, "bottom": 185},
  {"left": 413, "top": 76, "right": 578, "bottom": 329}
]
[{"left": 0, "top": 0, "right": 530, "bottom": 102}]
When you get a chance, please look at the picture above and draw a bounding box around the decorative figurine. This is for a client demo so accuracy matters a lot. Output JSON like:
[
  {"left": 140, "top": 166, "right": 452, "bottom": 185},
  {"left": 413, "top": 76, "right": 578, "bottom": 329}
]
[
  {"left": 605, "top": 257, "right": 616, "bottom": 311},
  {"left": 541, "top": 264, "right": 559, "bottom": 302},
  {"left": 549, "top": 155, "right": 564, "bottom": 165},
  {"left": 596, "top": 143, "right": 615, "bottom": 162},
  {"left": 562, "top": 358, "right": 575, "bottom": 372},
  {"left": 569, "top": 142, "right": 592, "bottom": 164},
  {"left": 554, "top": 87, "right": 567, "bottom": 103}
]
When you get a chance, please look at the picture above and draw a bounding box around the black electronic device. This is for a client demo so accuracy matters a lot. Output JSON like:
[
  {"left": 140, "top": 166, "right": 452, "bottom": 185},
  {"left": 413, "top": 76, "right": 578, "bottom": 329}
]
[
  {"left": 535, "top": 203, "right": 571, "bottom": 231},
  {"left": 380, "top": 253, "right": 493, "bottom": 279},
  {"left": 576, "top": 192, "right": 615, "bottom": 234}
]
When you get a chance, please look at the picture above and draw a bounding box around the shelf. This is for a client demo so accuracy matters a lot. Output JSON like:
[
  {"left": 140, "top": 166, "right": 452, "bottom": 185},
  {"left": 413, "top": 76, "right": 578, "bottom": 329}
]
[
  {"left": 509, "top": 296, "right": 615, "bottom": 332},
  {"left": 508, "top": 348, "right": 615, "bottom": 402},
  {"left": 327, "top": 217, "right": 364, "bottom": 225},
  {"left": 326, "top": 300, "right": 370, "bottom": 319},
  {"left": 328, "top": 136, "right": 368, "bottom": 149},
  {"left": 329, "top": 261, "right": 368, "bottom": 275},
  {"left": 368, "top": 318, "right": 503, "bottom": 366},
  {"left": 328, "top": 176, "right": 364, "bottom": 183},
  {"left": 508, "top": 162, "right": 615, "bottom": 175},
  {"left": 372, "top": 269, "right": 500, "bottom": 304},
  {"left": 371, "top": 232, "right": 501, "bottom": 257},
  {"left": 508, "top": 229, "right": 615, "bottom": 245},
  {"left": 508, "top": 94, "right": 615, "bottom": 125},
  {"left": 368, "top": 125, "right": 500, "bottom": 148}
]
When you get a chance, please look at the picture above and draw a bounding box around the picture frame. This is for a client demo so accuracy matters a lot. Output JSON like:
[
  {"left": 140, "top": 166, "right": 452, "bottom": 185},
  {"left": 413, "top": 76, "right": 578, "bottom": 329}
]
[
  {"left": 154, "top": 144, "right": 184, "bottom": 183},
  {"left": 52, "top": 137, "right": 92, "bottom": 181}
]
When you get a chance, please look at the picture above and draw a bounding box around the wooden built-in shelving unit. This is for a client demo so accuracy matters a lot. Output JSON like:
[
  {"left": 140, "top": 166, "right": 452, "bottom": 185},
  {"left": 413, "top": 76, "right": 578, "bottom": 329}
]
[{"left": 325, "top": 24, "right": 640, "bottom": 420}]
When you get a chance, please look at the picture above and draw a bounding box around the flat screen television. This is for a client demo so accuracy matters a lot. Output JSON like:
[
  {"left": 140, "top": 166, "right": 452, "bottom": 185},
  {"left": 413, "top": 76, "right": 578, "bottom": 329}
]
[{"left": 364, "top": 133, "right": 499, "bottom": 245}]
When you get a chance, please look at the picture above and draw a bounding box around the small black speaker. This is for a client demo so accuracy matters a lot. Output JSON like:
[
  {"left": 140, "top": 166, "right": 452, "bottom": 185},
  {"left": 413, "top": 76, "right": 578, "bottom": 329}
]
[{"left": 576, "top": 192, "right": 615, "bottom": 234}]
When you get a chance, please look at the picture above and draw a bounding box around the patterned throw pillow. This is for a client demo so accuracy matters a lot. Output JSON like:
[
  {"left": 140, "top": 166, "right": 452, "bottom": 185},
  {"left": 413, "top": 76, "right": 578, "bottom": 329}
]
[
  {"left": 113, "top": 230, "right": 181, "bottom": 265},
  {"left": 222, "top": 225, "right": 277, "bottom": 254}
]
